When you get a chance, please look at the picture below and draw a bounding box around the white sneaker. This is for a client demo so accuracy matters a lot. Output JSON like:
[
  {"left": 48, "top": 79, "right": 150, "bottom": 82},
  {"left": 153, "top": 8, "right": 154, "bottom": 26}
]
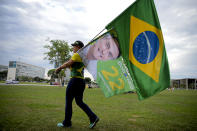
[{"left": 57, "top": 123, "right": 64, "bottom": 127}]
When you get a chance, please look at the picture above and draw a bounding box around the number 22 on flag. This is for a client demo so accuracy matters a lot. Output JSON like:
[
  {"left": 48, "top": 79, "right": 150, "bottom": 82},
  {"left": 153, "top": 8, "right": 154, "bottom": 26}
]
[{"left": 101, "top": 66, "right": 125, "bottom": 90}]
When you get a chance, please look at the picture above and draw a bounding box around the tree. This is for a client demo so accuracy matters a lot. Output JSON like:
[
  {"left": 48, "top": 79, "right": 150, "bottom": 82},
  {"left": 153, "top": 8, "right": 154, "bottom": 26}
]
[
  {"left": 59, "top": 69, "right": 66, "bottom": 86},
  {"left": 44, "top": 40, "right": 71, "bottom": 85},
  {"left": 0, "top": 70, "right": 7, "bottom": 80},
  {"left": 44, "top": 40, "right": 71, "bottom": 67}
]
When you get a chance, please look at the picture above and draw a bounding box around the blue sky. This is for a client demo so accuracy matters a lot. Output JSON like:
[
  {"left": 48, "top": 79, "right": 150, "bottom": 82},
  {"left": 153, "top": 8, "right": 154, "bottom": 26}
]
[{"left": 0, "top": 0, "right": 197, "bottom": 79}]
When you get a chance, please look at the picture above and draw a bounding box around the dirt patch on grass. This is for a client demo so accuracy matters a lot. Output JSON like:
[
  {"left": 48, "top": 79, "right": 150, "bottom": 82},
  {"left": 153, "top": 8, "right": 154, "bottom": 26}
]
[{"left": 128, "top": 118, "right": 137, "bottom": 122}]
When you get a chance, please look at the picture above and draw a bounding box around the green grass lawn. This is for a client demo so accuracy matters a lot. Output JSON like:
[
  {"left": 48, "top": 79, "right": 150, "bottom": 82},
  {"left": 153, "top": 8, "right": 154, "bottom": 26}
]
[{"left": 0, "top": 85, "right": 197, "bottom": 131}]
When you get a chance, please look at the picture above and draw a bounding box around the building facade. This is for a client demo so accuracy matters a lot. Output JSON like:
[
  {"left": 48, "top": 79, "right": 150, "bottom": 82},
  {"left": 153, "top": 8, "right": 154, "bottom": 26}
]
[
  {"left": 171, "top": 78, "right": 197, "bottom": 89},
  {"left": 7, "top": 61, "right": 45, "bottom": 80}
]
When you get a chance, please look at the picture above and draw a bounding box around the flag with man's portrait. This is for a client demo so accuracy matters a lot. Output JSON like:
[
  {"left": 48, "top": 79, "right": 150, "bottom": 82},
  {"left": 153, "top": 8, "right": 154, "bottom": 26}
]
[
  {"left": 78, "top": 32, "right": 136, "bottom": 97},
  {"left": 106, "top": 0, "right": 170, "bottom": 100}
]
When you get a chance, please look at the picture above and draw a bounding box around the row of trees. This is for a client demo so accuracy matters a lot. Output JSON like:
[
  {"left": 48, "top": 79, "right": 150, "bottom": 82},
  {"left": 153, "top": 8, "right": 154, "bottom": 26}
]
[
  {"left": 0, "top": 70, "right": 48, "bottom": 82},
  {"left": 16, "top": 76, "right": 48, "bottom": 82},
  {"left": 0, "top": 70, "right": 7, "bottom": 80}
]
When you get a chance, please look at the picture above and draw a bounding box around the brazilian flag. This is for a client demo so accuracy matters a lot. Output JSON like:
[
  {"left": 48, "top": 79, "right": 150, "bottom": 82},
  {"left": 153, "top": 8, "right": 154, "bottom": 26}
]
[{"left": 106, "top": 0, "right": 170, "bottom": 100}]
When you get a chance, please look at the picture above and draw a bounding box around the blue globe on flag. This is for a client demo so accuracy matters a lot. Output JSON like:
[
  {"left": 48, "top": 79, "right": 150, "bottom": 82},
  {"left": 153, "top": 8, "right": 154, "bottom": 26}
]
[{"left": 133, "top": 31, "right": 159, "bottom": 64}]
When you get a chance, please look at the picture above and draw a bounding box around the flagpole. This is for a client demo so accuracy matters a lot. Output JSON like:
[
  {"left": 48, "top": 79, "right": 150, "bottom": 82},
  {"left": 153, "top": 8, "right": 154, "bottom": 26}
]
[
  {"left": 89, "top": 28, "right": 106, "bottom": 43},
  {"left": 81, "top": 28, "right": 106, "bottom": 50},
  {"left": 78, "top": 27, "right": 115, "bottom": 54},
  {"left": 81, "top": 27, "right": 116, "bottom": 52}
]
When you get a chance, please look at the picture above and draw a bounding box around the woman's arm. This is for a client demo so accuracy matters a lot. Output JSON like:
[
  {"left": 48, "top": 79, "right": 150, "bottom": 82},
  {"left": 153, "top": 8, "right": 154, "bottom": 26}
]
[{"left": 55, "top": 59, "right": 74, "bottom": 74}]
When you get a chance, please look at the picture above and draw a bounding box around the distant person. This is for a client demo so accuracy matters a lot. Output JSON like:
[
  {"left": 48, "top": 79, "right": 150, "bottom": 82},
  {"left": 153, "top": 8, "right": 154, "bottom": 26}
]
[
  {"left": 62, "top": 79, "right": 64, "bottom": 87},
  {"left": 78, "top": 33, "right": 120, "bottom": 80},
  {"left": 55, "top": 41, "right": 99, "bottom": 129}
]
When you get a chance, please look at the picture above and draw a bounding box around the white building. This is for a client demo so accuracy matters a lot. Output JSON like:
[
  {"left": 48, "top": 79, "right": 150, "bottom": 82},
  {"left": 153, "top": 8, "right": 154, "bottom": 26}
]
[
  {"left": 0, "top": 65, "right": 8, "bottom": 72},
  {"left": 7, "top": 61, "right": 45, "bottom": 80}
]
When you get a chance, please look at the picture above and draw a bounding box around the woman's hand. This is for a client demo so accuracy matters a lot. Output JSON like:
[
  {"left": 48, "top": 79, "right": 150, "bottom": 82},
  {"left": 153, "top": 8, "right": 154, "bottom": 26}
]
[{"left": 55, "top": 66, "right": 62, "bottom": 74}]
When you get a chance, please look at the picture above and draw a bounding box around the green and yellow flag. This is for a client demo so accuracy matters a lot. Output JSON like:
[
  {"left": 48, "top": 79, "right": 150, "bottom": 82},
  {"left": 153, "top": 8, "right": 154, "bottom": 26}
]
[
  {"left": 78, "top": 32, "right": 136, "bottom": 97},
  {"left": 106, "top": 0, "right": 170, "bottom": 100}
]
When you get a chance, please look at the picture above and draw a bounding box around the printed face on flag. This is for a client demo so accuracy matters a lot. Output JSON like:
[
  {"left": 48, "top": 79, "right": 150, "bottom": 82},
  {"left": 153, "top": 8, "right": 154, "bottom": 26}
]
[
  {"left": 87, "top": 33, "right": 120, "bottom": 61},
  {"left": 77, "top": 33, "right": 120, "bottom": 80}
]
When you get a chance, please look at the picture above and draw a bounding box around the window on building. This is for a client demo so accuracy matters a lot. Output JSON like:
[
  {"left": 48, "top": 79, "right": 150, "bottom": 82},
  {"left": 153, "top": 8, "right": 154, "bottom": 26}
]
[{"left": 9, "top": 61, "right": 16, "bottom": 68}]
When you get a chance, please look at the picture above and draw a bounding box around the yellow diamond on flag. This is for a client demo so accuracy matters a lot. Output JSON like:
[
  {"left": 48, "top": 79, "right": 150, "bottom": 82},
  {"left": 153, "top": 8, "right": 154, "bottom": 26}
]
[{"left": 129, "top": 16, "right": 164, "bottom": 82}]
